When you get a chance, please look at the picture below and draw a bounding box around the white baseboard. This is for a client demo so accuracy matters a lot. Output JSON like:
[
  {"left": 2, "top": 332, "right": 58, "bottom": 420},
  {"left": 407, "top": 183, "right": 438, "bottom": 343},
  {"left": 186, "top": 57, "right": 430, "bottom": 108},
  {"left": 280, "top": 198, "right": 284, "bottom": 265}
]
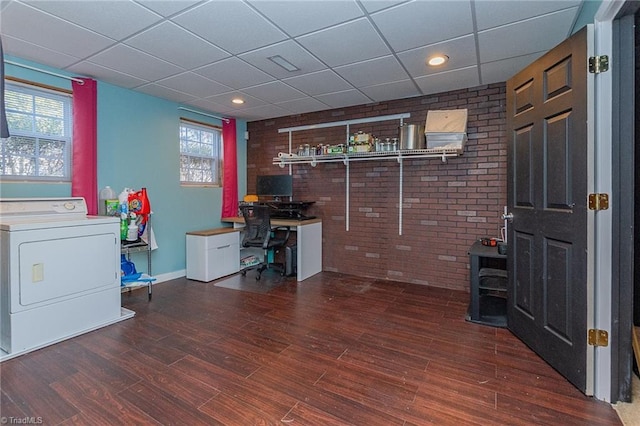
[{"left": 153, "top": 269, "right": 186, "bottom": 284}]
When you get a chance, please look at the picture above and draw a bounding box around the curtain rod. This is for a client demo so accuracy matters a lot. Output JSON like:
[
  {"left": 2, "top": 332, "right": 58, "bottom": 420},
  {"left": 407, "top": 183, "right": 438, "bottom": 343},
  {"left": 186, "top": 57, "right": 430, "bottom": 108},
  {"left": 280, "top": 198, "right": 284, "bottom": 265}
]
[
  {"left": 4, "top": 60, "right": 85, "bottom": 84},
  {"left": 178, "top": 107, "right": 229, "bottom": 123}
]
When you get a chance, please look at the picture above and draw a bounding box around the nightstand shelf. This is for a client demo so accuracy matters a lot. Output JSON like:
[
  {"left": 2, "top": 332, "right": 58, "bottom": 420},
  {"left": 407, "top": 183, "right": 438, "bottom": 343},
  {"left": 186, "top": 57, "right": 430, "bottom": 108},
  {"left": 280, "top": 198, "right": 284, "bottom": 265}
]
[{"left": 121, "top": 224, "right": 152, "bottom": 300}]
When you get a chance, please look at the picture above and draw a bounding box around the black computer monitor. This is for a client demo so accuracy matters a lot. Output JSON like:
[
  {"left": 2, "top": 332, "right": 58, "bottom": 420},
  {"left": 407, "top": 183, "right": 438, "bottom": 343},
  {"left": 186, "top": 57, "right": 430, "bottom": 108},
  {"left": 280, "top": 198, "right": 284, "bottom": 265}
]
[{"left": 256, "top": 174, "right": 293, "bottom": 199}]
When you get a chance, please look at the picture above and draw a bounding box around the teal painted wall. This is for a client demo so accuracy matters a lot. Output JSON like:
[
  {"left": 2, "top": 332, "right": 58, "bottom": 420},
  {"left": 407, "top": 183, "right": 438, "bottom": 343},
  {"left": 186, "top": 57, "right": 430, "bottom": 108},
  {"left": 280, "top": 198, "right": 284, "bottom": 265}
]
[
  {"left": 2, "top": 56, "right": 247, "bottom": 278},
  {"left": 573, "top": 0, "right": 602, "bottom": 33}
]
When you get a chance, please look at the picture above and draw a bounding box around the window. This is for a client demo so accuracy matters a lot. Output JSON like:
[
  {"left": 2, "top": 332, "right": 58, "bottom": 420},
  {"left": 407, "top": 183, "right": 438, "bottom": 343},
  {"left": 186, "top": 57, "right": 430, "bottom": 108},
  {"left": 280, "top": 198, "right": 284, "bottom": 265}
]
[
  {"left": 1, "top": 82, "right": 72, "bottom": 180},
  {"left": 179, "top": 119, "right": 222, "bottom": 185}
]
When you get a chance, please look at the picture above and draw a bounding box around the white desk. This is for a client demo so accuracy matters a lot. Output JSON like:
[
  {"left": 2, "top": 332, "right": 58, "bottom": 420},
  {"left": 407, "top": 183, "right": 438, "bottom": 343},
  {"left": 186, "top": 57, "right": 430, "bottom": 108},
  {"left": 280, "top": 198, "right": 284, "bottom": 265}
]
[{"left": 222, "top": 216, "right": 322, "bottom": 281}]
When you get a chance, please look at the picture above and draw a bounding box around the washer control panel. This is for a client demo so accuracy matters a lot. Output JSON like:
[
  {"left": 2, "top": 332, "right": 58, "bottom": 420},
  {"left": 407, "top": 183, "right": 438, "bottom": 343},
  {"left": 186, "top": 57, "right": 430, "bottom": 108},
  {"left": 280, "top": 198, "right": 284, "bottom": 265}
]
[{"left": 0, "top": 197, "right": 88, "bottom": 218}]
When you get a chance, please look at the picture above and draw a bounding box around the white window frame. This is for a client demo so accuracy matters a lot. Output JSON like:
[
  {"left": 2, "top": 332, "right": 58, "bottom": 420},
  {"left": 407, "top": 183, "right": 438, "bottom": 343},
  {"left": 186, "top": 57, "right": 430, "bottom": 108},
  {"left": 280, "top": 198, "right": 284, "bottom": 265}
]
[
  {"left": 179, "top": 118, "right": 223, "bottom": 186},
  {"left": 1, "top": 80, "right": 73, "bottom": 181}
]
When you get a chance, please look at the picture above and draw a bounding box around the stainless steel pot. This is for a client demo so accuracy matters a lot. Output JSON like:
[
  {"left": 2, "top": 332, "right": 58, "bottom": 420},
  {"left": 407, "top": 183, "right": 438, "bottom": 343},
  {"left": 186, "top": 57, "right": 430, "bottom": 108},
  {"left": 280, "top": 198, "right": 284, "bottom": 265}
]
[{"left": 399, "top": 124, "right": 425, "bottom": 150}]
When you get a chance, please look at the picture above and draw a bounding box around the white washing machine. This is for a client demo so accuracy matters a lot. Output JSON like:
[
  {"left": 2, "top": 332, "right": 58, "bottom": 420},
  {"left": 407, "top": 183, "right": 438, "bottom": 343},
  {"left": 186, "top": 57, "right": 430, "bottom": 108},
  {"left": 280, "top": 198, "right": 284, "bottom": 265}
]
[{"left": 0, "top": 197, "right": 133, "bottom": 361}]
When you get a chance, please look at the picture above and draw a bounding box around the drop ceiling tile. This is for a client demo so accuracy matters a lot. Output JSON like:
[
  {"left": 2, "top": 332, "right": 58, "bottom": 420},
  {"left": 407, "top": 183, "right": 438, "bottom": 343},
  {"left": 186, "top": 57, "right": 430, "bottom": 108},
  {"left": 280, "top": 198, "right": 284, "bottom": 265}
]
[
  {"left": 173, "top": 1, "right": 287, "bottom": 54},
  {"left": 275, "top": 97, "right": 331, "bottom": 115},
  {"left": 249, "top": 0, "right": 363, "bottom": 37},
  {"left": 184, "top": 98, "right": 232, "bottom": 116},
  {"left": 156, "top": 72, "right": 233, "bottom": 97},
  {"left": 314, "top": 89, "right": 372, "bottom": 109},
  {"left": 0, "top": 0, "right": 587, "bottom": 122},
  {"left": 66, "top": 61, "right": 148, "bottom": 89},
  {"left": 371, "top": 1, "right": 473, "bottom": 51},
  {"left": 26, "top": 0, "right": 163, "bottom": 40},
  {"left": 283, "top": 70, "right": 353, "bottom": 96},
  {"left": 242, "top": 81, "right": 307, "bottom": 104},
  {"left": 194, "top": 57, "right": 274, "bottom": 90},
  {"left": 334, "top": 55, "right": 409, "bottom": 88},
  {"left": 480, "top": 51, "right": 545, "bottom": 85},
  {"left": 296, "top": 18, "right": 391, "bottom": 67},
  {"left": 136, "top": 83, "right": 198, "bottom": 103},
  {"left": 134, "top": 0, "right": 202, "bottom": 17},
  {"left": 238, "top": 40, "right": 326, "bottom": 79},
  {"left": 360, "top": 0, "right": 408, "bottom": 14},
  {"left": 478, "top": 8, "right": 577, "bottom": 63},
  {"left": 89, "top": 44, "right": 184, "bottom": 81},
  {"left": 1, "top": 2, "right": 114, "bottom": 59},
  {"left": 397, "top": 35, "right": 477, "bottom": 78},
  {"left": 206, "top": 91, "right": 268, "bottom": 111},
  {"left": 359, "top": 79, "right": 421, "bottom": 102},
  {"left": 230, "top": 104, "right": 293, "bottom": 122},
  {"left": 475, "top": 0, "right": 581, "bottom": 31},
  {"left": 126, "top": 22, "right": 229, "bottom": 69},
  {"left": 414, "top": 66, "right": 480, "bottom": 96},
  {"left": 3, "top": 35, "right": 81, "bottom": 70}
]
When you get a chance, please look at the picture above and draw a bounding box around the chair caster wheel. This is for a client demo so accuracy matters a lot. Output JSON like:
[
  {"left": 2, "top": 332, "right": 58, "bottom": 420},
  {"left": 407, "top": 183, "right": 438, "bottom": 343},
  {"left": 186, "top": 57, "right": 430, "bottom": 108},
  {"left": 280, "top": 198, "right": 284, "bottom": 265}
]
[
  {"left": 241, "top": 270, "right": 247, "bottom": 276},
  {"left": 256, "top": 275, "right": 261, "bottom": 281}
]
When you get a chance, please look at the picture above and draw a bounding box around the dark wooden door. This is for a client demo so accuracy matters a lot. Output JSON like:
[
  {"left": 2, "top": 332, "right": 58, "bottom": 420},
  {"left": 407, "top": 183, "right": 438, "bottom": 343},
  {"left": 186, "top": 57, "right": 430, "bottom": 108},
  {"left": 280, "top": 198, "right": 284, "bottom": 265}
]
[{"left": 506, "top": 26, "right": 591, "bottom": 393}]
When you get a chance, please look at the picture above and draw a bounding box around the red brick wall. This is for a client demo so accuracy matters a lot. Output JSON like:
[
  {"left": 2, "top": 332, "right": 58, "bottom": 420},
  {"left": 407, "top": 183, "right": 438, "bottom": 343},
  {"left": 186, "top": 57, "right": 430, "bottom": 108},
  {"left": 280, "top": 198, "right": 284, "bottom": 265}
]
[{"left": 247, "top": 83, "right": 507, "bottom": 292}]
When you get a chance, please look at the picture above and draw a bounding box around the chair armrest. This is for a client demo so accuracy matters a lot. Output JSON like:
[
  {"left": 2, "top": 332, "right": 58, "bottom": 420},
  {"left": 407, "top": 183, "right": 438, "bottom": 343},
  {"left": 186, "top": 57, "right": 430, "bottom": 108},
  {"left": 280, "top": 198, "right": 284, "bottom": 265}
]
[
  {"left": 278, "top": 226, "right": 291, "bottom": 243},
  {"left": 271, "top": 225, "right": 290, "bottom": 232},
  {"left": 262, "top": 226, "right": 291, "bottom": 249}
]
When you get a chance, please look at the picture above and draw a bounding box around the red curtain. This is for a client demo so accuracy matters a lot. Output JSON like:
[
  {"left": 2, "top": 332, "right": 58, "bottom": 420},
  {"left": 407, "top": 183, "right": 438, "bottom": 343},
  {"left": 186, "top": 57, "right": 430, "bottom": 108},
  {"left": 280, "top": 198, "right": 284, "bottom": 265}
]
[
  {"left": 221, "top": 118, "right": 238, "bottom": 218},
  {"left": 71, "top": 78, "right": 98, "bottom": 215},
  {"left": 0, "top": 36, "right": 10, "bottom": 138}
]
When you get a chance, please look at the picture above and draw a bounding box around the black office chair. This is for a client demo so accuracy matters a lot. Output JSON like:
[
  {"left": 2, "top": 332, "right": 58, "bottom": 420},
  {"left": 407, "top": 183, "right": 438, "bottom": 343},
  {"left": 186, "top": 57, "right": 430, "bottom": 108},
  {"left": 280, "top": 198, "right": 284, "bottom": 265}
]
[{"left": 240, "top": 204, "right": 291, "bottom": 280}]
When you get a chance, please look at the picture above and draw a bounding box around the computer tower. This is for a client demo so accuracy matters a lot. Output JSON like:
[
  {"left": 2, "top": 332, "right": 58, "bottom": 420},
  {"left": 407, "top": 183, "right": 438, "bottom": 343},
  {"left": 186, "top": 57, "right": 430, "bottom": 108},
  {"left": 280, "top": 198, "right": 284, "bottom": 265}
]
[{"left": 285, "top": 245, "right": 297, "bottom": 277}]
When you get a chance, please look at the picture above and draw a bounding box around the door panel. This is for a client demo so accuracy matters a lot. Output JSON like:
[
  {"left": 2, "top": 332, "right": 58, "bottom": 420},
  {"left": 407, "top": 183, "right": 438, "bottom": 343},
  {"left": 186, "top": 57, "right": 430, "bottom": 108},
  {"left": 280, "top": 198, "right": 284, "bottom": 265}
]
[
  {"left": 515, "top": 127, "right": 535, "bottom": 207},
  {"left": 545, "top": 112, "right": 572, "bottom": 209},
  {"left": 544, "top": 238, "right": 572, "bottom": 341},
  {"left": 506, "top": 26, "right": 591, "bottom": 393},
  {"left": 513, "top": 232, "right": 535, "bottom": 318}
]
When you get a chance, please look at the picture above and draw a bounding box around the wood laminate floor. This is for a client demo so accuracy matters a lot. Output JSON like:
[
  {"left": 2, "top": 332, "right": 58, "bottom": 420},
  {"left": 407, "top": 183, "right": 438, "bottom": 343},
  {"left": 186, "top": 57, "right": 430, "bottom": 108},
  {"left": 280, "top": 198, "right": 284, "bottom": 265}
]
[{"left": 0, "top": 272, "right": 622, "bottom": 425}]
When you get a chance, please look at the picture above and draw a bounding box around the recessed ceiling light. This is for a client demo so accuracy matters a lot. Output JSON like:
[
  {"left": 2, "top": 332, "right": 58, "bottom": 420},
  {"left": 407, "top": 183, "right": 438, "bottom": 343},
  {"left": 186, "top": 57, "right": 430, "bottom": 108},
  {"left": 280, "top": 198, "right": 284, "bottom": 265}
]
[
  {"left": 232, "top": 98, "right": 244, "bottom": 105},
  {"left": 427, "top": 55, "right": 449, "bottom": 66},
  {"left": 268, "top": 55, "right": 300, "bottom": 72}
]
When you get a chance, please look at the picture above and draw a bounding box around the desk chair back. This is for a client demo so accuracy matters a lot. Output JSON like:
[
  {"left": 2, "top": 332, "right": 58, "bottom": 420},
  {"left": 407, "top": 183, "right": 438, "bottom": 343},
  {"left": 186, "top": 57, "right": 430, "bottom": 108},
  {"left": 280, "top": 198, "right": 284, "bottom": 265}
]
[
  {"left": 240, "top": 205, "right": 290, "bottom": 280},
  {"left": 241, "top": 205, "right": 272, "bottom": 249}
]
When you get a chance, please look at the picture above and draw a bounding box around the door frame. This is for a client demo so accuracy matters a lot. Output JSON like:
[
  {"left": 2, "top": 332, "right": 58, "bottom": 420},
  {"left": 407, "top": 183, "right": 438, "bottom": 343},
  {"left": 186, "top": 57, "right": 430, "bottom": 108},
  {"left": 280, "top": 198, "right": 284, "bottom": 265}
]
[
  {"left": 593, "top": 0, "right": 636, "bottom": 402},
  {"left": 611, "top": 11, "right": 635, "bottom": 403}
]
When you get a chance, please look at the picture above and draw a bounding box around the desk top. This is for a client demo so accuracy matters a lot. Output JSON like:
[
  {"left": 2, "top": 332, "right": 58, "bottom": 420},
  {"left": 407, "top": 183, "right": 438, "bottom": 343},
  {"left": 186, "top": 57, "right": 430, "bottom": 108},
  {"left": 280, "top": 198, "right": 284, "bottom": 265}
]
[
  {"left": 186, "top": 227, "right": 240, "bottom": 237},
  {"left": 222, "top": 216, "right": 322, "bottom": 227},
  {"left": 468, "top": 240, "right": 506, "bottom": 259}
]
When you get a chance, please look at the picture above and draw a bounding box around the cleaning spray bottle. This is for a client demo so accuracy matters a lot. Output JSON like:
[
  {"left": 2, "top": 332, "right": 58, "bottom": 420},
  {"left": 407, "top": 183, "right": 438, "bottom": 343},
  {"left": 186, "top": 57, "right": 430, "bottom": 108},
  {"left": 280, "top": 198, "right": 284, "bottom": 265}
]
[
  {"left": 127, "top": 213, "right": 139, "bottom": 241},
  {"left": 120, "top": 213, "right": 128, "bottom": 241},
  {"left": 118, "top": 188, "right": 131, "bottom": 241}
]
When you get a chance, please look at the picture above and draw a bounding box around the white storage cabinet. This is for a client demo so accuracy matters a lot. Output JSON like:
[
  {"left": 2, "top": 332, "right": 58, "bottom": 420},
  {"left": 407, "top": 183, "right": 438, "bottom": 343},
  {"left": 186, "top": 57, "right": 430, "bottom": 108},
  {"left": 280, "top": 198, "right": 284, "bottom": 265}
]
[{"left": 186, "top": 228, "right": 240, "bottom": 282}]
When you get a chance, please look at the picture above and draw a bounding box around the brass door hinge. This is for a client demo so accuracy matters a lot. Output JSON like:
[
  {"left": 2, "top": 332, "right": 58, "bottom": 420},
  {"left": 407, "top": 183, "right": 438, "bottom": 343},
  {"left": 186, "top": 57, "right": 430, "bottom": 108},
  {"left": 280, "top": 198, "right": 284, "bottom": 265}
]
[
  {"left": 589, "top": 55, "right": 609, "bottom": 74},
  {"left": 588, "top": 329, "right": 609, "bottom": 347},
  {"left": 588, "top": 193, "right": 609, "bottom": 211}
]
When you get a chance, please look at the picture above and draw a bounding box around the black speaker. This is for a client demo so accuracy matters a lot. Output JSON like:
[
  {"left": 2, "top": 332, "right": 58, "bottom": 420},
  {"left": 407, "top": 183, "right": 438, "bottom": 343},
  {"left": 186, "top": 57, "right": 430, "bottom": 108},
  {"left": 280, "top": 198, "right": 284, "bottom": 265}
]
[{"left": 285, "top": 245, "right": 297, "bottom": 277}]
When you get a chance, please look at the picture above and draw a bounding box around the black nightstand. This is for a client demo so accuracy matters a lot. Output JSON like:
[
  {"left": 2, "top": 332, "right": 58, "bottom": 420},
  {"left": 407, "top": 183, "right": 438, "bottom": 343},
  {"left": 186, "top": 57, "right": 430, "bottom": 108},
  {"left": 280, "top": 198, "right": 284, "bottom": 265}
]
[{"left": 466, "top": 240, "right": 507, "bottom": 327}]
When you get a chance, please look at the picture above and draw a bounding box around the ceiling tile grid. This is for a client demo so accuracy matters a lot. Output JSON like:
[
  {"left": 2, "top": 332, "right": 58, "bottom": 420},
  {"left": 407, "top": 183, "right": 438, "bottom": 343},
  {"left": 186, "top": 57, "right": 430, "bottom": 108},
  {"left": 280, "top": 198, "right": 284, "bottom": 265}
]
[{"left": 1, "top": 0, "right": 585, "bottom": 122}]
